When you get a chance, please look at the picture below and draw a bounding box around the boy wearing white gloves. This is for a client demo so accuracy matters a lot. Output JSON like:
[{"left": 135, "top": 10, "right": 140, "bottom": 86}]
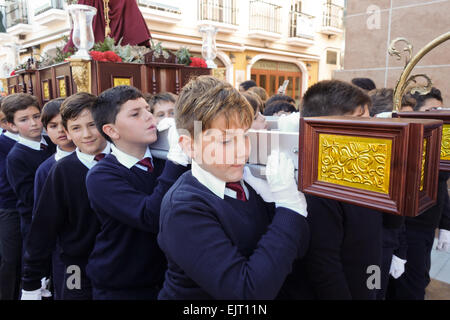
[{"left": 157, "top": 76, "right": 309, "bottom": 299}]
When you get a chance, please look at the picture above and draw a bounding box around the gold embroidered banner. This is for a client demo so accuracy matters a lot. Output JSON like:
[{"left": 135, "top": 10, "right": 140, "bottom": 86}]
[
  {"left": 318, "top": 134, "right": 392, "bottom": 194},
  {"left": 113, "top": 77, "right": 131, "bottom": 87}
]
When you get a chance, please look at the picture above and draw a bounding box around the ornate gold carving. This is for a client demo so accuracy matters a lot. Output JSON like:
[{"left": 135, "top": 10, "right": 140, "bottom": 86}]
[
  {"left": 43, "top": 82, "right": 50, "bottom": 100},
  {"left": 441, "top": 125, "right": 450, "bottom": 161},
  {"left": 420, "top": 139, "right": 427, "bottom": 191},
  {"left": 69, "top": 59, "right": 91, "bottom": 93},
  {"left": 58, "top": 79, "right": 67, "bottom": 97},
  {"left": 113, "top": 77, "right": 131, "bottom": 87},
  {"left": 318, "top": 134, "right": 392, "bottom": 194},
  {"left": 0, "top": 78, "right": 7, "bottom": 92}
]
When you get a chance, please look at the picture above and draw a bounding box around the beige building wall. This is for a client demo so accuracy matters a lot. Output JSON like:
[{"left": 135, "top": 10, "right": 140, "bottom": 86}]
[{"left": 335, "top": 0, "right": 450, "bottom": 104}]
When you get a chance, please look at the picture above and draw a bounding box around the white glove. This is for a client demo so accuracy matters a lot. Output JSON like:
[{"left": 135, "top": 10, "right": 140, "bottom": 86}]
[
  {"left": 375, "top": 111, "right": 393, "bottom": 118},
  {"left": 265, "top": 151, "right": 307, "bottom": 217},
  {"left": 158, "top": 117, "right": 190, "bottom": 167},
  {"left": 389, "top": 255, "right": 407, "bottom": 279},
  {"left": 277, "top": 112, "right": 300, "bottom": 132},
  {"left": 437, "top": 229, "right": 450, "bottom": 253},
  {"left": 243, "top": 166, "right": 275, "bottom": 203},
  {"left": 40, "top": 277, "right": 52, "bottom": 298},
  {"left": 21, "top": 288, "right": 42, "bottom": 300}
]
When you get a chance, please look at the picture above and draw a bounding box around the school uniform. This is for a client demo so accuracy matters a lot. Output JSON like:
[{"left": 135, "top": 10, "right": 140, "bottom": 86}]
[
  {"left": 0, "top": 131, "right": 21, "bottom": 300},
  {"left": 22, "top": 143, "right": 110, "bottom": 300},
  {"left": 32, "top": 146, "right": 74, "bottom": 300},
  {"left": 6, "top": 135, "right": 55, "bottom": 244},
  {"left": 281, "top": 196, "right": 382, "bottom": 300},
  {"left": 85, "top": 144, "right": 188, "bottom": 300},
  {"left": 376, "top": 214, "right": 406, "bottom": 300},
  {"left": 157, "top": 161, "right": 309, "bottom": 300},
  {"left": 388, "top": 172, "right": 450, "bottom": 300}
]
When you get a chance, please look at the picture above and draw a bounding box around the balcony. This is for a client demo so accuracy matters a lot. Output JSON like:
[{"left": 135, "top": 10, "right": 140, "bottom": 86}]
[
  {"left": 138, "top": 0, "right": 182, "bottom": 24},
  {"left": 197, "top": 0, "right": 238, "bottom": 34},
  {"left": 248, "top": 0, "right": 281, "bottom": 41},
  {"left": 34, "top": 0, "right": 67, "bottom": 27},
  {"left": 320, "top": 2, "right": 344, "bottom": 36},
  {"left": 5, "top": 0, "right": 32, "bottom": 37},
  {"left": 287, "top": 11, "right": 315, "bottom": 47}
]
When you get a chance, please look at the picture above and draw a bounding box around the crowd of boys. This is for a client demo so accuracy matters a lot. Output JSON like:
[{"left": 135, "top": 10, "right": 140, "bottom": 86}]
[{"left": 0, "top": 76, "right": 448, "bottom": 300}]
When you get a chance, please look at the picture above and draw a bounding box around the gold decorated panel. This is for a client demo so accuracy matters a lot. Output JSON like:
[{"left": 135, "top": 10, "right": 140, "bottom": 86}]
[
  {"left": 43, "top": 82, "right": 50, "bottom": 100},
  {"left": 58, "top": 79, "right": 67, "bottom": 98},
  {"left": 441, "top": 125, "right": 450, "bottom": 160},
  {"left": 318, "top": 134, "right": 392, "bottom": 194},
  {"left": 420, "top": 139, "right": 427, "bottom": 191},
  {"left": 113, "top": 77, "right": 131, "bottom": 87}
]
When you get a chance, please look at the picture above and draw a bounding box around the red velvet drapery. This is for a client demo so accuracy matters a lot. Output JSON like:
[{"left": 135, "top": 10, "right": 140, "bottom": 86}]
[{"left": 64, "top": 0, "right": 151, "bottom": 53}]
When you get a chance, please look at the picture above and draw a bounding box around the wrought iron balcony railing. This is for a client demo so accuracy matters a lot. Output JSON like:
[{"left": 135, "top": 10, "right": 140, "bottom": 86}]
[
  {"left": 198, "top": 0, "right": 237, "bottom": 25},
  {"left": 249, "top": 0, "right": 281, "bottom": 34},
  {"left": 34, "top": 0, "right": 65, "bottom": 16},
  {"left": 322, "top": 2, "right": 343, "bottom": 30},
  {"left": 289, "top": 11, "right": 315, "bottom": 39},
  {"left": 5, "top": 0, "right": 29, "bottom": 28}
]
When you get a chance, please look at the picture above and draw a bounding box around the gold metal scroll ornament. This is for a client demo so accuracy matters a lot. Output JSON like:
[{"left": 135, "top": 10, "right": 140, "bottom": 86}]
[
  {"left": 317, "top": 134, "right": 392, "bottom": 194},
  {"left": 390, "top": 32, "right": 450, "bottom": 111}
]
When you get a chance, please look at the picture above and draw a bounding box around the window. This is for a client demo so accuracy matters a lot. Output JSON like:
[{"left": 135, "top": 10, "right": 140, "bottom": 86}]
[{"left": 326, "top": 50, "right": 338, "bottom": 65}]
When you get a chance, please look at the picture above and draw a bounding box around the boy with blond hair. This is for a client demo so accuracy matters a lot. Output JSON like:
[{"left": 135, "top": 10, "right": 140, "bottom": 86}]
[{"left": 157, "top": 76, "right": 309, "bottom": 299}]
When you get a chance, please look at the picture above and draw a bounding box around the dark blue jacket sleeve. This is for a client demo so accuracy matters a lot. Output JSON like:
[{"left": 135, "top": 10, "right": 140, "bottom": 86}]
[
  {"left": 86, "top": 161, "right": 187, "bottom": 233},
  {"left": 22, "top": 166, "right": 64, "bottom": 291},
  {"left": 6, "top": 153, "right": 34, "bottom": 208}
]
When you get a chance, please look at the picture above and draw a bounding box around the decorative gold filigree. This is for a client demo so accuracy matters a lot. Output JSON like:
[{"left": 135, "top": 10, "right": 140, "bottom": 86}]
[
  {"left": 58, "top": 79, "right": 67, "bottom": 97},
  {"left": 441, "top": 125, "right": 450, "bottom": 160},
  {"left": 318, "top": 134, "right": 392, "bottom": 194},
  {"left": 404, "top": 74, "right": 433, "bottom": 96},
  {"left": 113, "top": 77, "right": 131, "bottom": 87},
  {"left": 388, "top": 37, "right": 413, "bottom": 67},
  {"left": 420, "top": 139, "right": 427, "bottom": 191},
  {"left": 69, "top": 59, "right": 91, "bottom": 93}
]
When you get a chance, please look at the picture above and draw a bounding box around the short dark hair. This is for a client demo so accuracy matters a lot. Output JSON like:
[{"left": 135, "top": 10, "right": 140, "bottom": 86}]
[
  {"left": 1, "top": 93, "right": 40, "bottom": 123},
  {"left": 368, "top": 88, "right": 393, "bottom": 116},
  {"left": 148, "top": 92, "right": 177, "bottom": 113},
  {"left": 412, "top": 87, "right": 443, "bottom": 111},
  {"left": 60, "top": 92, "right": 97, "bottom": 129},
  {"left": 263, "top": 101, "right": 296, "bottom": 116},
  {"left": 239, "top": 80, "right": 257, "bottom": 91},
  {"left": 266, "top": 94, "right": 295, "bottom": 107},
  {"left": 93, "top": 85, "right": 143, "bottom": 142},
  {"left": 301, "top": 80, "right": 371, "bottom": 117},
  {"left": 41, "top": 98, "right": 65, "bottom": 129},
  {"left": 351, "top": 78, "right": 376, "bottom": 91}
]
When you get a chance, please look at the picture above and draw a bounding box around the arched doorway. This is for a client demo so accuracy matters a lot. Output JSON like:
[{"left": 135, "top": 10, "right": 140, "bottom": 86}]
[{"left": 250, "top": 59, "right": 304, "bottom": 105}]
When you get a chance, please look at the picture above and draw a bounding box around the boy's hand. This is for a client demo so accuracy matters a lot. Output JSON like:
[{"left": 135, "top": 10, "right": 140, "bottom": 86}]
[
  {"left": 266, "top": 151, "right": 307, "bottom": 217},
  {"left": 158, "top": 118, "right": 190, "bottom": 166},
  {"left": 41, "top": 277, "right": 52, "bottom": 298},
  {"left": 437, "top": 229, "right": 450, "bottom": 252},
  {"left": 243, "top": 166, "right": 274, "bottom": 203},
  {"left": 389, "top": 255, "right": 407, "bottom": 279}
]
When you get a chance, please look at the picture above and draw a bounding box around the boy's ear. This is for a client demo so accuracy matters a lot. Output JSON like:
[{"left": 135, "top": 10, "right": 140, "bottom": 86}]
[
  {"left": 179, "top": 134, "right": 194, "bottom": 159},
  {"left": 102, "top": 123, "right": 119, "bottom": 141},
  {"left": 8, "top": 122, "right": 18, "bottom": 133}
]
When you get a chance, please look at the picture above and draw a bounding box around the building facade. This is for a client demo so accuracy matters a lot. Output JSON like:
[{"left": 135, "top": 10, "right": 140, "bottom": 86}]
[
  {"left": 0, "top": 0, "right": 346, "bottom": 103},
  {"left": 334, "top": 0, "right": 450, "bottom": 104}
]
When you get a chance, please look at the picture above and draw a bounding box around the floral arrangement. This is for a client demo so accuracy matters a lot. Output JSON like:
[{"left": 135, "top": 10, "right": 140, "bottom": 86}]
[
  {"left": 189, "top": 57, "right": 208, "bottom": 68},
  {"left": 89, "top": 50, "right": 122, "bottom": 62}
]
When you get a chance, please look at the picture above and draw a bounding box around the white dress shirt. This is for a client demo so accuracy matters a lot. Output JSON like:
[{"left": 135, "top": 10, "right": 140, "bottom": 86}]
[
  {"left": 76, "top": 142, "right": 111, "bottom": 169},
  {"left": 54, "top": 146, "right": 74, "bottom": 161},
  {"left": 110, "top": 144, "right": 154, "bottom": 172},
  {"left": 17, "top": 135, "right": 47, "bottom": 151},
  {"left": 3, "top": 131, "right": 19, "bottom": 142},
  {"left": 191, "top": 160, "right": 249, "bottom": 200}
]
